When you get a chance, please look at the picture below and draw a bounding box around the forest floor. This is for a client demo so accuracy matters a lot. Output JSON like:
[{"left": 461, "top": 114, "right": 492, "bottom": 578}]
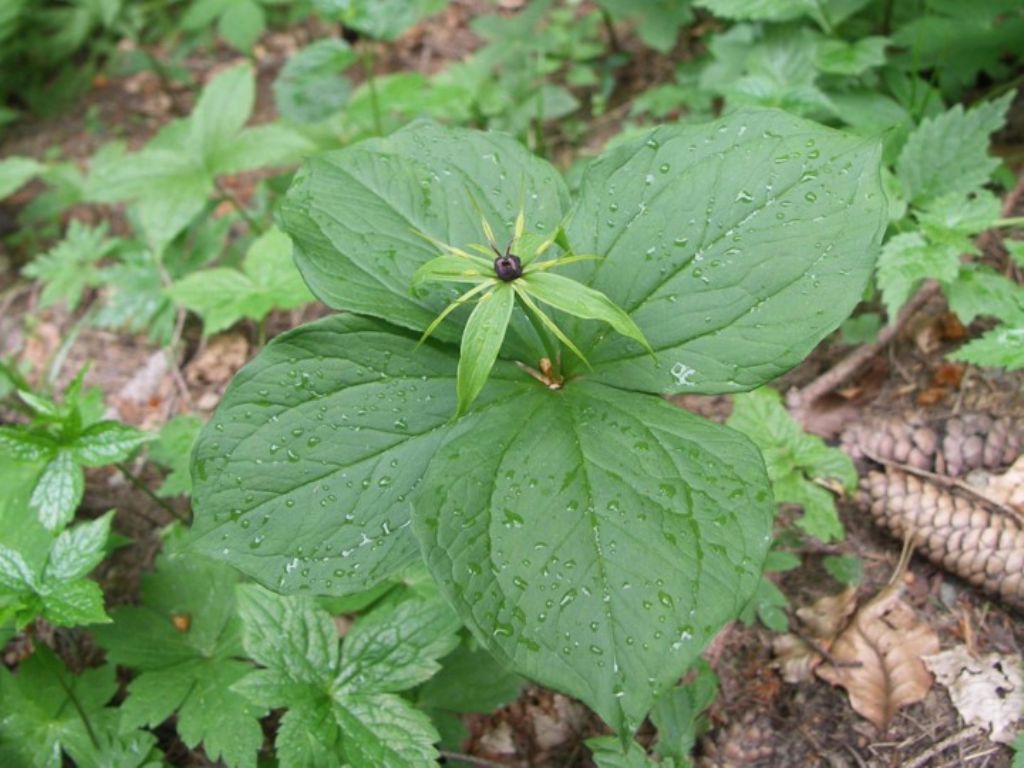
[{"left": 2, "top": 2, "right": 1023, "bottom": 766}]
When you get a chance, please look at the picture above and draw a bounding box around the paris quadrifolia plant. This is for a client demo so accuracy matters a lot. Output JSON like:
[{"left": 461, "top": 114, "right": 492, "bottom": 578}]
[
  {"left": 413, "top": 197, "right": 652, "bottom": 415},
  {"left": 189, "top": 113, "right": 886, "bottom": 757}
]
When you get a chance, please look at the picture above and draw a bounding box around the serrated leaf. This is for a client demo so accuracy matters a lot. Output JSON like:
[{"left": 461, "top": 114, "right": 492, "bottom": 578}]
[
  {"left": 235, "top": 584, "right": 456, "bottom": 767},
  {"left": 237, "top": 584, "right": 340, "bottom": 682},
  {"left": 30, "top": 451, "right": 83, "bottom": 531},
  {"left": 70, "top": 421, "right": 148, "bottom": 466},
  {"left": 0, "top": 427, "right": 57, "bottom": 462},
  {"left": 93, "top": 542, "right": 263, "bottom": 768},
  {"left": 0, "top": 544, "right": 36, "bottom": 591},
  {"left": 876, "top": 232, "right": 960, "bottom": 319},
  {"left": 279, "top": 119, "right": 570, "bottom": 344},
  {"left": 273, "top": 703, "right": 339, "bottom": 767},
  {"left": 947, "top": 266, "right": 1024, "bottom": 325},
  {"left": 45, "top": 511, "right": 113, "bottom": 581},
  {"left": 22, "top": 221, "right": 117, "bottom": 310},
  {"left": 189, "top": 314, "right": 521, "bottom": 594},
  {"left": 949, "top": 325, "right": 1024, "bottom": 370},
  {"left": 0, "top": 648, "right": 117, "bottom": 768},
  {"left": 457, "top": 284, "right": 515, "bottom": 416},
  {"left": 273, "top": 39, "right": 357, "bottom": 123},
  {"left": 727, "top": 388, "right": 854, "bottom": 542},
  {"left": 896, "top": 92, "right": 1012, "bottom": 206},
  {"left": 0, "top": 155, "right": 44, "bottom": 199},
  {"left": 40, "top": 578, "right": 110, "bottom": 626},
  {"left": 332, "top": 693, "right": 440, "bottom": 767},
  {"left": 415, "top": 381, "right": 772, "bottom": 734},
  {"left": 564, "top": 109, "right": 885, "bottom": 394},
  {"left": 337, "top": 591, "right": 460, "bottom": 693}
]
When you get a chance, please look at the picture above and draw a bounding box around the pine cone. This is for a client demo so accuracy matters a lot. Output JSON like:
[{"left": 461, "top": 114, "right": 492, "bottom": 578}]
[
  {"left": 842, "top": 413, "right": 1022, "bottom": 476},
  {"left": 697, "top": 711, "right": 776, "bottom": 767},
  {"left": 861, "top": 470, "right": 1024, "bottom": 611}
]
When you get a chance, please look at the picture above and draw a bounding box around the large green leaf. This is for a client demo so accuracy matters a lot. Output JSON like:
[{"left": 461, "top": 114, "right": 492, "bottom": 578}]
[
  {"left": 189, "top": 314, "right": 523, "bottom": 593},
  {"left": 279, "top": 119, "right": 570, "bottom": 343},
  {"left": 413, "top": 381, "right": 772, "bottom": 734},
  {"left": 564, "top": 109, "right": 885, "bottom": 395}
]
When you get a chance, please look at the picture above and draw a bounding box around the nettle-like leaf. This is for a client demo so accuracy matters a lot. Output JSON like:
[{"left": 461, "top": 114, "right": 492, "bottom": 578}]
[
  {"left": 0, "top": 155, "right": 44, "bottom": 199},
  {"left": 192, "top": 115, "right": 885, "bottom": 734},
  {"left": 727, "top": 388, "right": 856, "bottom": 542},
  {"left": 233, "top": 583, "right": 460, "bottom": 767},
  {"left": 0, "top": 405, "right": 147, "bottom": 531},
  {"left": 169, "top": 226, "right": 314, "bottom": 335},
  {"left": 0, "top": 512, "right": 113, "bottom": 628},
  {"left": 0, "top": 646, "right": 163, "bottom": 768},
  {"left": 22, "top": 220, "right": 119, "bottom": 311},
  {"left": 896, "top": 92, "right": 1012, "bottom": 207},
  {"left": 90, "top": 64, "right": 313, "bottom": 251},
  {"left": 93, "top": 529, "right": 265, "bottom": 768}
]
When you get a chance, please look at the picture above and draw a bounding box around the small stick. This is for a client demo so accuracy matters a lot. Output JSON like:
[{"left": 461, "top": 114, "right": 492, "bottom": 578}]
[
  {"left": 439, "top": 751, "right": 509, "bottom": 768},
  {"left": 898, "top": 725, "right": 983, "bottom": 768}
]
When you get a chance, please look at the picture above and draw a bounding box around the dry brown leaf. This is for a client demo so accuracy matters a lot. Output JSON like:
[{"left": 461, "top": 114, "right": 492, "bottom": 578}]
[
  {"left": 924, "top": 646, "right": 1024, "bottom": 744},
  {"left": 816, "top": 582, "right": 939, "bottom": 730},
  {"left": 185, "top": 332, "right": 249, "bottom": 387},
  {"left": 773, "top": 586, "right": 858, "bottom": 683}
]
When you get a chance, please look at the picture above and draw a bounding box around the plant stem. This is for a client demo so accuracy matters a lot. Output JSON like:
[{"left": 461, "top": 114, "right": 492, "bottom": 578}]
[
  {"left": 362, "top": 45, "right": 383, "bottom": 136},
  {"left": 214, "top": 179, "right": 263, "bottom": 234},
  {"left": 115, "top": 462, "right": 188, "bottom": 523},
  {"left": 993, "top": 216, "right": 1024, "bottom": 228},
  {"left": 257, "top": 316, "right": 268, "bottom": 348},
  {"left": 439, "top": 751, "right": 508, "bottom": 768},
  {"left": 47, "top": 307, "right": 95, "bottom": 389},
  {"left": 54, "top": 666, "right": 99, "bottom": 750},
  {"left": 600, "top": 8, "right": 620, "bottom": 53}
]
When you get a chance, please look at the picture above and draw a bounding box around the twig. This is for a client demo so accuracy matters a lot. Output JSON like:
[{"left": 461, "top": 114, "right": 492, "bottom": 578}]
[
  {"left": 115, "top": 462, "right": 188, "bottom": 523},
  {"left": 788, "top": 624, "right": 862, "bottom": 669},
  {"left": 439, "top": 751, "right": 508, "bottom": 768},
  {"left": 898, "top": 726, "right": 983, "bottom": 768},
  {"left": 214, "top": 179, "right": 263, "bottom": 234},
  {"left": 787, "top": 281, "right": 941, "bottom": 412}
]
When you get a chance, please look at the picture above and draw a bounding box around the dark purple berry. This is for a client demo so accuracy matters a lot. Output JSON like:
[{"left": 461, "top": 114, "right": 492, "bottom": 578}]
[{"left": 493, "top": 253, "right": 523, "bottom": 281}]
